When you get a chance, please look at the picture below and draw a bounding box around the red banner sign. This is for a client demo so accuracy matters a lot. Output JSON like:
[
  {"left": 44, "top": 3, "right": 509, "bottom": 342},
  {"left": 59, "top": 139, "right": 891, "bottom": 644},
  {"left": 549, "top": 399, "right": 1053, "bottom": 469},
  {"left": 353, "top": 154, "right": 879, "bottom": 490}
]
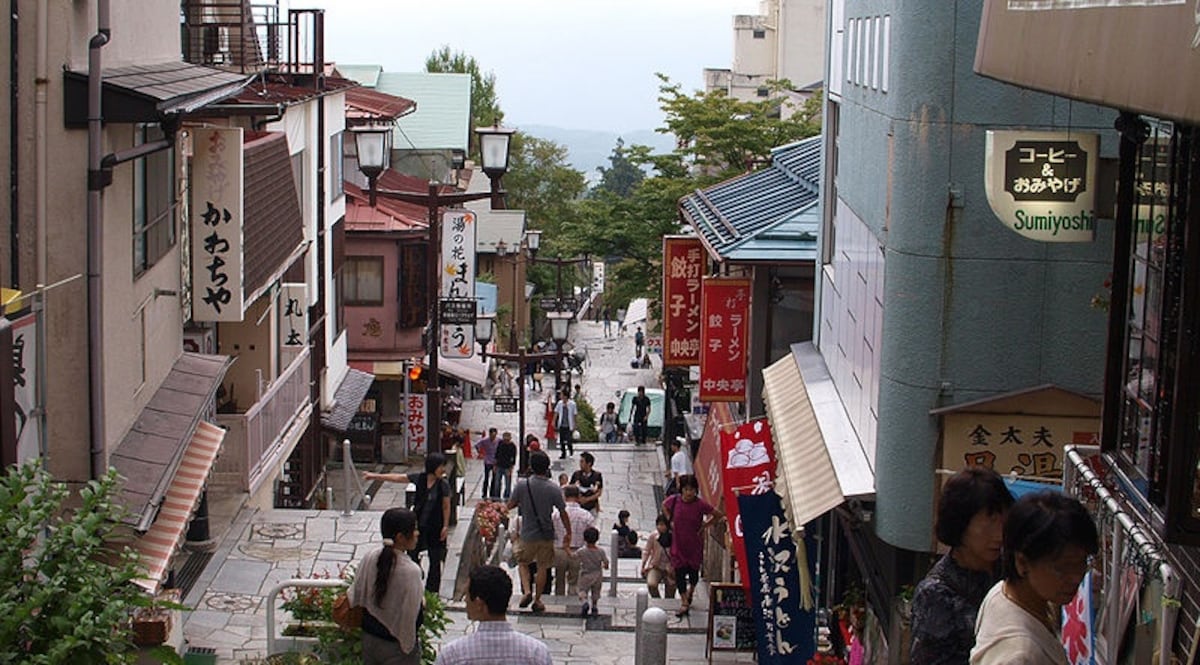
[
  {"left": 699, "top": 277, "right": 750, "bottom": 402},
  {"left": 694, "top": 402, "right": 734, "bottom": 507},
  {"left": 720, "top": 418, "right": 777, "bottom": 592},
  {"left": 662, "top": 236, "right": 705, "bottom": 366}
]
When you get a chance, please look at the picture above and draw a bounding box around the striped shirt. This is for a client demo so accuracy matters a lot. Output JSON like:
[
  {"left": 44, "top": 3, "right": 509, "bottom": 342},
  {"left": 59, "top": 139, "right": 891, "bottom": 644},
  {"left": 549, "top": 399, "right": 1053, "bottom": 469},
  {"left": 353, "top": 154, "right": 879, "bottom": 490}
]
[{"left": 434, "top": 621, "right": 552, "bottom": 665}]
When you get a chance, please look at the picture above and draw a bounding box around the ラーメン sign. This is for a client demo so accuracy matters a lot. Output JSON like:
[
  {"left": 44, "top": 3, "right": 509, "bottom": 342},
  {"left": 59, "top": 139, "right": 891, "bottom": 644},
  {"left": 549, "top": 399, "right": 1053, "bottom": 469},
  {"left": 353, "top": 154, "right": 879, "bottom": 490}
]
[{"left": 984, "top": 130, "right": 1099, "bottom": 242}]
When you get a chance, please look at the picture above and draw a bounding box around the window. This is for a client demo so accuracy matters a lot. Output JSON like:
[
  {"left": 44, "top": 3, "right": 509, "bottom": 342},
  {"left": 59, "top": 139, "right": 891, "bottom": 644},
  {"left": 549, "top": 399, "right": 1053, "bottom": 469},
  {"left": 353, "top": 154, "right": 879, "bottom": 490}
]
[
  {"left": 1104, "top": 119, "right": 1200, "bottom": 543},
  {"left": 342, "top": 256, "right": 384, "bottom": 306},
  {"left": 752, "top": 29, "right": 766, "bottom": 39},
  {"left": 133, "top": 124, "right": 177, "bottom": 275},
  {"left": 821, "top": 102, "right": 840, "bottom": 266},
  {"left": 329, "top": 132, "right": 344, "bottom": 201},
  {"left": 756, "top": 87, "right": 770, "bottom": 98}
]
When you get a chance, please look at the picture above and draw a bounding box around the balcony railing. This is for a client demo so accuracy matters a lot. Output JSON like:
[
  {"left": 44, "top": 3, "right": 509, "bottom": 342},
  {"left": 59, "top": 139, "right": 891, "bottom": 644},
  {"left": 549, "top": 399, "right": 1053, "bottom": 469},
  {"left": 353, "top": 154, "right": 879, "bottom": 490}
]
[
  {"left": 214, "top": 347, "right": 311, "bottom": 493},
  {"left": 181, "top": 1, "right": 325, "bottom": 77}
]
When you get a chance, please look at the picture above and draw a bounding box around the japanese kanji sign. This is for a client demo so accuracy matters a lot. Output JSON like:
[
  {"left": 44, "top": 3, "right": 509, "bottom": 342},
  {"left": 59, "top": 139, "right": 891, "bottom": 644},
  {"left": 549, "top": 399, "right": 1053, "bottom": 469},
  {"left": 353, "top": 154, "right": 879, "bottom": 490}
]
[
  {"left": 591, "top": 261, "right": 606, "bottom": 294},
  {"left": 984, "top": 130, "right": 1098, "bottom": 242},
  {"left": 279, "top": 283, "right": 308, "bottom": 356},
  {"left": 10, "top": 312, "right": 38, "bottom": 465},
  {"left": 699, "top": 277, "right": 750, "bottom": 402},
  {"left": 1061, "top": 570, "right": 1094, "bottom": 665},
  {"left": 662, "top": 236, "right": 704, "bottom": 366},
  {"left": 191, "top": 127, "right": 245, "bottom": 321},
  {"left": 738, "top": 491, "right": 815, "bottom": 663},
  {"left": 721, "top": 418, "right": 777, "bottom": 593},
  {"left": 406, "top": 393, "right": 428, "bottom": 456},
  {"left": 440, "top": 211, "right": 476, "bottom": 358},
  {"left": 942, "top": 412, "right": 1099, "bottom": 479},
  {"left": 694, "top": 402, "right": 735, "bottom": 507}
]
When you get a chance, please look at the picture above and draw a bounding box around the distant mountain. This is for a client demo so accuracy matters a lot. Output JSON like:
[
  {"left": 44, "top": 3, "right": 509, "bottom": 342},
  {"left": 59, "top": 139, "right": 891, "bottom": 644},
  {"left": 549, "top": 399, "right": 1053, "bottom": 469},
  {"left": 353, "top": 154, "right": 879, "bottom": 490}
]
[{"left": 519, "top": 124, "right": 676, "bottom": 184}]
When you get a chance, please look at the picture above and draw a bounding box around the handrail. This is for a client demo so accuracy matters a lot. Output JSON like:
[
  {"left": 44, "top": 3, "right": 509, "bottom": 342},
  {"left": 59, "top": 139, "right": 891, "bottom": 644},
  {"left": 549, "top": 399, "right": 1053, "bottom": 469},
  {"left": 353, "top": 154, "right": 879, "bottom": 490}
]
[{"left": 265, "top": 578, "right": 348, "bottom": 656}]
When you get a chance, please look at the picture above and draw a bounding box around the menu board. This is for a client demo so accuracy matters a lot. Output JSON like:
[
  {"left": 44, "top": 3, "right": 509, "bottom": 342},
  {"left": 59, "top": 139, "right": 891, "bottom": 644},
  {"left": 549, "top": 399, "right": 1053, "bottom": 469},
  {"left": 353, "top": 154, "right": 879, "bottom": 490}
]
[{"left": 707, "top": 583, "right": 756, "bottom": 655}]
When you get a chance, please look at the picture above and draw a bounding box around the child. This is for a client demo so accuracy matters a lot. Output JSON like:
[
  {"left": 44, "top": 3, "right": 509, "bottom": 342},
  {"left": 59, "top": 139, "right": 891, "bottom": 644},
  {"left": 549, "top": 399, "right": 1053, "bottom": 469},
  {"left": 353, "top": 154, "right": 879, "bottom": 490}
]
[
  {"left": 574, "top": 526, "right": 609, "bottom": 617},
  {"left": 641, "top": 514, "right": 675, "bottom": 599},
  {"left": 613, "top": 510, "right": 641, "bottom": 558}
]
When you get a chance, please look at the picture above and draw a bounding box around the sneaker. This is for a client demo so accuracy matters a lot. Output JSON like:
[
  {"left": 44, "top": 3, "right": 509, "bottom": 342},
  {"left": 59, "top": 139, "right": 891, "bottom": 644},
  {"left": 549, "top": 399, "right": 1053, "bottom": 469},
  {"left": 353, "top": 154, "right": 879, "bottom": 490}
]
[
  {"left": 519, "top": 594, "right": 533, "bottom": 608},
  {"left": 580, "top": 602, "right": 589, "bottom": 617}
]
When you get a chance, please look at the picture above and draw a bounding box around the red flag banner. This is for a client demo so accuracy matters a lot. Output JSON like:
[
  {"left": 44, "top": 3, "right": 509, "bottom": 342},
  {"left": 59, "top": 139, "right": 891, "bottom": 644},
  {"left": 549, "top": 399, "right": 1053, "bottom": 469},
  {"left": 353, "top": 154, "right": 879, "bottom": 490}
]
[
  {"left": 662, "top": 236, "right": 705, "bottom": 366},
  {"left": 694, "top": 402, "right": 735, "bottom": 507},
  {"left": 721, "top": 418, "right": 777, "bottom": 592},
  {"left": 699, "top": 277, "right": 751, "bottom": 402}
]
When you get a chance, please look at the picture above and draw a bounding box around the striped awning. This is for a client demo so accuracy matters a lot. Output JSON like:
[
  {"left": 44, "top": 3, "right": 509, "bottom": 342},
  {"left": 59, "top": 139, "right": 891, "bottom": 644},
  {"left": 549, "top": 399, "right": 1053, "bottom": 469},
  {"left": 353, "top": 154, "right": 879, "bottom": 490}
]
[
  {"left": 133, "top": 420, "right": 225, "bottom": 593},
  {"left": 762, "top": 344, "right": 874, "bottom": 528}
]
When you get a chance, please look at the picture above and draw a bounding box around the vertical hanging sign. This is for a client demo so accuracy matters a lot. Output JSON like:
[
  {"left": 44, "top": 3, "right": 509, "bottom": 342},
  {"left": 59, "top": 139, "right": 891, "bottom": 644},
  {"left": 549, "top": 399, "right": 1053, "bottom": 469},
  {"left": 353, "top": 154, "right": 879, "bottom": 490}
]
[
  {"left": 191, "top": 127, "right": 245, "bottom": 322},
  {"left": 663, "top": 236, "right": 704, "bottom": 367},
  {"left": 699, "top": 277, "right": 750, "bottom": 402},
  {"left": 721, "top": 418, "right": 777, "bottom": 592},
  {"left": 406, "top": 393, "right": 428, "bottom": 456},
  {"left": 738, "top": 491, "right": 815, "bottom": 663},
  {"left": 279, "top": 283, "right": 308, "bottom": 362},
  {"left": 440, "top": 210, "right": 476, "bottom": 358}
]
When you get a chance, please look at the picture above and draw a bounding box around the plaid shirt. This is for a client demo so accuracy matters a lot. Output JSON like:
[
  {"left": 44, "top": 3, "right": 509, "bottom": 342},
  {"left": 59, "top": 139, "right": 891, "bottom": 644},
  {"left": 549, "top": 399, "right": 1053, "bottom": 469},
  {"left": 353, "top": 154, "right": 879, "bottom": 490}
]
[
  {"left": 552, "top": 503, "right": 595, "bottom": 549},
  {"left": 434, "top": 621, "right": 552, "bottom": 665}
]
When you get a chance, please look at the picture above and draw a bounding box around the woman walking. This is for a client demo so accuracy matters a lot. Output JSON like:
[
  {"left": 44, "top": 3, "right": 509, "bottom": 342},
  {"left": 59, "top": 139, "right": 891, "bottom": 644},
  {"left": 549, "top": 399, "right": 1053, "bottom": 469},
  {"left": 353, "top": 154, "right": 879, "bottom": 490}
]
[
  {"left": 661, "top": 474, "right": 722, "bottom": 617},
  {"left": 347, "top": 508, "right": 425, "bottom": 665}
]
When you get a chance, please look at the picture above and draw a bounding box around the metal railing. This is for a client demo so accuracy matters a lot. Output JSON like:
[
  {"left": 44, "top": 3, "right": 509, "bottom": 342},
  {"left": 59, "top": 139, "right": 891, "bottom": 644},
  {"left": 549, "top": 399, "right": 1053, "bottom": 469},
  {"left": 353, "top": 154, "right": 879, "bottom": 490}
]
[
  {"left": 180, "top": 1, "right": 325, "bottom": 77},
  {"left": 214, "top": 347, "right": 311, "bottom": 492},
  {"left": 265, "top": 577, "right": 347, "bottom": 656}
]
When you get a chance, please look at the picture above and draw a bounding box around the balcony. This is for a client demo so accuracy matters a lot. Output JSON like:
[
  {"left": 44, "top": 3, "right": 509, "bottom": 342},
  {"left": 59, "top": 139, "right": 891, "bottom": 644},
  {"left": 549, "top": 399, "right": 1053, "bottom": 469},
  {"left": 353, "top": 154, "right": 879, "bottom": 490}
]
[
  {"left": 213, "top": 347, "right": 312, "bottom": 495},
  {"left": 180, "top": 1, "right": 325, "bottom": 76}
]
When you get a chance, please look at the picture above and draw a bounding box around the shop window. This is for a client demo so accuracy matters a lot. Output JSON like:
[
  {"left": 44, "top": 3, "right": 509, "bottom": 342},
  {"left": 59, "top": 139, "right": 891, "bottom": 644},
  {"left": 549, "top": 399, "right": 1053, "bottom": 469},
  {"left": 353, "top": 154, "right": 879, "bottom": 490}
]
[
  {"left": 133, "top": 124, "right": 177, "bottom": 276},
  {"left": 1106, "top": 119, "right": 1200, "bottom": 543},
  {"left": 342, "top": 256, "right": 384, "bottom": 306},
  {"left": 752, "top": 29, "right": 766, "bottom": 39}
]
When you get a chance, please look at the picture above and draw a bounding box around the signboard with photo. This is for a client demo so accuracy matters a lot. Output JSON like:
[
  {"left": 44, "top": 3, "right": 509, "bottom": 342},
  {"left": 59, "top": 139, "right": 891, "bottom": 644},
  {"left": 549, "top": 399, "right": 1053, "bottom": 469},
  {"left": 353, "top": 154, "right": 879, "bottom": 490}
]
[{"left": 707, "top": 583, "right": 756, "bottom": 655}]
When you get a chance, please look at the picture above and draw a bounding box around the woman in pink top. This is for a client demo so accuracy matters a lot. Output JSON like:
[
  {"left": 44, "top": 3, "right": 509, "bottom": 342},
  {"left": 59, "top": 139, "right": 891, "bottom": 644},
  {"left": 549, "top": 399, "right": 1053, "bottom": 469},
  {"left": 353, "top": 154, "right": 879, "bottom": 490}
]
[{"left": 661, "top": 474, "right": 723, "bottom": 617}]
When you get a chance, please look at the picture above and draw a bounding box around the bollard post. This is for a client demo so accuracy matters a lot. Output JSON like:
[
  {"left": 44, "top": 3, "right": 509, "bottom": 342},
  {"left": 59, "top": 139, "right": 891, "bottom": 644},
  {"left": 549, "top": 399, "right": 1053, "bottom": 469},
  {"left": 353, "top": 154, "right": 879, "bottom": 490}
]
[
  {"left": 609, "top": 530, "right": 620, "bottom": 597},
  {"left": 325, "top": 487, "right": 334, "bottom": 512},
  {"left": 634, "top": 587, "right": 649, "bottom": 663},
  {"left": 342, "top": 440, "right": 354, "bottom": 516},
  {"left": 637, "top": 607, "right": 668, "bottom": 665}
]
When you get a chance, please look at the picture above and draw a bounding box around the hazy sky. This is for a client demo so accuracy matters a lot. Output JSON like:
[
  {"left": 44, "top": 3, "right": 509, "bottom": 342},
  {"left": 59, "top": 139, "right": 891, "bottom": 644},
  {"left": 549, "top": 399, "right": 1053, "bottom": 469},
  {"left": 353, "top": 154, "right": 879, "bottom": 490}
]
[{"left": 290, "top": 0, "right": 763, "bottom": 133}]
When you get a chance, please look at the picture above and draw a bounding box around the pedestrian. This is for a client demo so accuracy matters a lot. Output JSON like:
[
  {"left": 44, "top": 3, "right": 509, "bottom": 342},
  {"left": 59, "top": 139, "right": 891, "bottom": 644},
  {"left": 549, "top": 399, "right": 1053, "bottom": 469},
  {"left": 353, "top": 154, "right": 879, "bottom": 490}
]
[
  {"left": 641, "top": 514, "right": 675, "bottom": 599},
  {"left": 347, "top": 507, "right": 424, "bottom": 665},
  {"left": 525, "top": 359, "right": 542, "bottom": 392},
  {"left": 494, "top": 432, "right": 517, "bottom": 499},
  {"left": 506, "top": 450, "right": 571, "bottom": 614},
  {"left": 363, "top": 452, "right": 452, "bottom": 594},
  {"left": 613, "top": 509, "right": 640, "bottom": 558},
  {"left": 433, "top": 565, "right": 552, "bottom": 665},
  {"left": 574, "top": 526, "right": 609, "bottom": 617},
  {"left": 554, "top": 389, "right": 577, "bottom": 458},
  {"left": 602, "top": 306, "right": 612, "bottom": 337},
  {"left": 558, "top": 473, "right": 570, "bottom": 487},
  {"left": 631, "top": 385, "right": 652, "bottom": 446},
  {"left": 475, "top": 427, "right": 500, "bottom": 499},
  {"left": 970, "top": 491, "right": 1098, "bottom": 664},
  {"left": 552, "top": 485, "right": 595, "bottom": 596},
  {"left": 573, "top": 383, "right": 583, "bottom": 403},
  {"left": 543, "top": 393, "right": 557, "bottom": 455},
  {"left": 634, "top": 326, "right": 644, "bottom": 357},
  {"left": 599, "top": 402, "right": 618, "bottom": 443},
  {"left": 661, "top": 474, "right": 723, "bottom": 617},
  {"left": 910, "top": 467, "right": 1013, "bottom": 665},
  {"left": 570, "top": 452, "right": 604, "bottom": 513},
  {"left": 665, "top": 437, "right": 692, "bottom": 495}
]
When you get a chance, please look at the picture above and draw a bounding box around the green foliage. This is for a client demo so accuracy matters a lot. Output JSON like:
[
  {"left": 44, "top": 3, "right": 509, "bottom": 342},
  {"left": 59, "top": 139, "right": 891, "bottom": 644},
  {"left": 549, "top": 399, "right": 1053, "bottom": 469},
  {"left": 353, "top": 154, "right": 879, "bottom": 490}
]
[
  {"left": 590, "top": 138, "right": 644, "bottom": 199},
  {"left": 0, "top": 462, "right": 157, "bottom": 664},
  {"left": 419, "top": 590, "right": 451, "bottom": 665},
  {"left": 424, "top": 46, "right": 504, "bottom": 159},
  {"left": 575, "top": 398, "right": 598, "bottom": 443}
]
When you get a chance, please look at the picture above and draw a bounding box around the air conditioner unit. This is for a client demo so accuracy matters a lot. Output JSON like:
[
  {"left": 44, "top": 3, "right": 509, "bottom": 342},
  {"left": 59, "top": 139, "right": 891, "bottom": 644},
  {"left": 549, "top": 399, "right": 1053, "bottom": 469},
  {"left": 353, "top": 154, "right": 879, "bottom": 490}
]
[{"left": 183, "top": 327, "right": 216, "bottom": 355}]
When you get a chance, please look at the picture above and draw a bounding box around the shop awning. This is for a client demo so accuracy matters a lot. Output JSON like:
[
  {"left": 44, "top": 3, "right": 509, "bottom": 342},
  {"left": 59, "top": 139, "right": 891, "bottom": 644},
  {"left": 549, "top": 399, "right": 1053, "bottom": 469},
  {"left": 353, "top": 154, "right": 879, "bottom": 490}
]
[
  {"left": 423, "top": 353, "right": 488, "bottom": 387},
  {"left": 132, "top": 420, "right": 225, "bottom": 593},
  {"left": 763, "top": 343, "right": 874, "bottom": 527},
  {"left": 321, "top": 368, "right": 376, "bottom": 432}
]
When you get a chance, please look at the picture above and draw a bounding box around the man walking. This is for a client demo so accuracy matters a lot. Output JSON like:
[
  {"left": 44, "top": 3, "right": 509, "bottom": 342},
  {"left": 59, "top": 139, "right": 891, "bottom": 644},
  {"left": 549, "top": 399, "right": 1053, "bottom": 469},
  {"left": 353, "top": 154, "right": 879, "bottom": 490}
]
[
  {"left": 602, "top": 306, "right": 612, "bottom": 338},
  {"left": 475, "top": 427, "right": 500, "bottom": 499},
  {"left": 631, "top": 385, "right": 652, "bottom": 446},
  {"left": 494, "top": 432, "right": 517, "bottom": 499},
  {"left": 507, "top": 451, "right": 570, "bottom": 614},
  {"left": 634, "top": 326, "right": 645, "bottom": 358},
  {"left": 434, "top": 565, "right": 552, "bottom": 665},
  {"left": 552, "top": 485, "right": 595, "bottom": 596},
  {"left": 554, "top": 389, "right": 577, "bottom": 459}
]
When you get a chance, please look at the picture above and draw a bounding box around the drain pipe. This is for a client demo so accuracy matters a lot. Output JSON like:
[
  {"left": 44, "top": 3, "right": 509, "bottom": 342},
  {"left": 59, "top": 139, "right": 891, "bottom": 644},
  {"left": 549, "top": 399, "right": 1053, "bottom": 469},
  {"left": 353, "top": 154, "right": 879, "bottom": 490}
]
[{"left": 85, "top": 0, "right": 110, "bottom": 479}]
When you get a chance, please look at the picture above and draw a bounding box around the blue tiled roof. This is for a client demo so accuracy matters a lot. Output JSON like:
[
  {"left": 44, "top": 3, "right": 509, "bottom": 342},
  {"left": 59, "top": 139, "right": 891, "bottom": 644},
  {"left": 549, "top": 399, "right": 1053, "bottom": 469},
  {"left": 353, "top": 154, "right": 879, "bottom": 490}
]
[{"left": 679, "top": 135, "right": 822, "bottom": 262}]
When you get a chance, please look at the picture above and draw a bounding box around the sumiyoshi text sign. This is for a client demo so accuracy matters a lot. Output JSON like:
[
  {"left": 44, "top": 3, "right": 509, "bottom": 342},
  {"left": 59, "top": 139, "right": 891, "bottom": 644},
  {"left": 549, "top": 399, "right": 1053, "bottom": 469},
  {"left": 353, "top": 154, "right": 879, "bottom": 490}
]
[
  {"left": 699, "top": 277, "right": 750, "bottom": 402},
  {"left": 662, "top": 236, "right": 705, "bottom": 366},
  {"left": 440, "top": 211, "right": 476, "bottom": 358},
  {"left": 191, "top": 127, "right": 245, "bottom": 321},
  {"left": 984, "top": 130, "right": 1099, "bottom": 242}
]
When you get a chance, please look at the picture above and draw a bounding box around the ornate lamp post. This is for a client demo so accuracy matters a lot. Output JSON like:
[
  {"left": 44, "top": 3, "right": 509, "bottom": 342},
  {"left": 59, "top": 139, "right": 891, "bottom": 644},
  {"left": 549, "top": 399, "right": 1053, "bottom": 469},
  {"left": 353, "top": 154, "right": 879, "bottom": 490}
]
[{"left": 352, "top": 123, "right": 515, "bottom": 442}]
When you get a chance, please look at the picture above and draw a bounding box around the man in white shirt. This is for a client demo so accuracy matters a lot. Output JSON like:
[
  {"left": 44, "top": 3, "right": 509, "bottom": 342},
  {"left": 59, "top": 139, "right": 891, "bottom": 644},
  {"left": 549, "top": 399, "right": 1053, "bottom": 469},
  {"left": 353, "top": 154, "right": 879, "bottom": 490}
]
[
  {"left": 666, "top": 437, "right": 693, "bottom": 494},
  {"left": 552, "top": 485, "right": 596, "bottom": 596},
  {"left": 554, "top": 389, "right": 577, "bottom": 458}
]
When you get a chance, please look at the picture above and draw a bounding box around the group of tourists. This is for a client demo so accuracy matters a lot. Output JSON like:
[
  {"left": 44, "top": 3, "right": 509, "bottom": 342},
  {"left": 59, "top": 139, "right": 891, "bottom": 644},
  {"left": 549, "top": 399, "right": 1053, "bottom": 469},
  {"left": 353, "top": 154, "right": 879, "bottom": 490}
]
[{"left": 908, "top": 467, "right": 1099, "bottom": 665}]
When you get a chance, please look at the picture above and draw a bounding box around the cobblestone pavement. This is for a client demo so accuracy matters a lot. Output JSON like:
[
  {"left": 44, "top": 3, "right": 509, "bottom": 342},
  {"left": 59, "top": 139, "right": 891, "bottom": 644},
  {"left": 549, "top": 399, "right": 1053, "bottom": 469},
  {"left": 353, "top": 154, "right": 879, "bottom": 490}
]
[{"left": 181, "top": 320, "right": 753, "bottom": 663}]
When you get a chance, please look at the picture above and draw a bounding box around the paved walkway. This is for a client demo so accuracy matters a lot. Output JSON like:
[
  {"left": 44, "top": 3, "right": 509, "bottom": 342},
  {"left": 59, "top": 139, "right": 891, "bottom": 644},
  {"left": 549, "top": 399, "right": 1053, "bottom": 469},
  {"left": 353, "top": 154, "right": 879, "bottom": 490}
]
[{"left": 180, "top": 321, "right": 753, "bottom": 663}]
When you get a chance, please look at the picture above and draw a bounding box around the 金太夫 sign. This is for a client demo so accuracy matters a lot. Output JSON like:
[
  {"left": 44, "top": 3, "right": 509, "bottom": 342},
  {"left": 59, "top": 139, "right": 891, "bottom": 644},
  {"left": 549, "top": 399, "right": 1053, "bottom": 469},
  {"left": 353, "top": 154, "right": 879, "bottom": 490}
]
[{"left": 984, "top": 130, "right": 1099, "bottom": 242}]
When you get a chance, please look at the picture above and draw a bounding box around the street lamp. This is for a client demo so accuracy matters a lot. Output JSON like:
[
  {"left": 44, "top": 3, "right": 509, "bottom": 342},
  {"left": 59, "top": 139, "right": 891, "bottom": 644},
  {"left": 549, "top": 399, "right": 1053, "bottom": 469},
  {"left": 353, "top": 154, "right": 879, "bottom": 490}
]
[
  {"left": 474, "top": 312, "right": 496, "bottom": 359},
  {"left": 353, "top": 123, "right": 514, "bottom": 443}
]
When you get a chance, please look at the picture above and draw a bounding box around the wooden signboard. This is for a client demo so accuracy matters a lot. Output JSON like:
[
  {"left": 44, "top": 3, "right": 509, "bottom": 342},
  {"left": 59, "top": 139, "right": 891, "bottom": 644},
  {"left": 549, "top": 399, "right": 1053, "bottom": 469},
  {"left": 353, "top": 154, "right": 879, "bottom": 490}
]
[{"left": 706, "top": 582, "right": 755, "bottom": 659}]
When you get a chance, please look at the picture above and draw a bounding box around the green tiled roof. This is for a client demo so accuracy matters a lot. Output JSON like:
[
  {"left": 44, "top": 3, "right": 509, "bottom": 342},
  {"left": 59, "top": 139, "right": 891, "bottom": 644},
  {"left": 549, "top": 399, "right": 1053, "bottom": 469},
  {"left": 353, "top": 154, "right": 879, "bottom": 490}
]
[{"left": 374, "top": 72, "right": 471, "bottom": 152}]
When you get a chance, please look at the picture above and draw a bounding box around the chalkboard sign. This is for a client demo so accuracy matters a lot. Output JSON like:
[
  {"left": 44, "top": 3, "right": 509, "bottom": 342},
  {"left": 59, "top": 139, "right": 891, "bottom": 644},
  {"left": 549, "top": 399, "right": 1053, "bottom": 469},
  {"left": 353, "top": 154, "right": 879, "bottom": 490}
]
[{"left": 706, "top": 583, "right": 756, "bottom": 657}]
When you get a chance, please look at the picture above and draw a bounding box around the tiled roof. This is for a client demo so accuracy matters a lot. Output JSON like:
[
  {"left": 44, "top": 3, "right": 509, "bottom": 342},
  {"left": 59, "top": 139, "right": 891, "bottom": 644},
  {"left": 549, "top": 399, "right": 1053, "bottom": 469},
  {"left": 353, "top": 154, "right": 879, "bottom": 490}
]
[
  {"left": 62, "top": 61, "right": 250, "bottom": 124},
  {"left": 344, "top": 181, "right": 427, "bottom": 232},
  {"left": 373, "top": 72, "right": 471, "bottom": 151},
  {"left": 321, "top": 368, "right": 376, "bottom": 432},
  {"left": 679, "top": 135, "right": 822, "bottom": 262},
  {"left": 227, "top": 75, "right": 356, "bottom": 106},
  {"left": 345, "top": 87, "right": 416, "bottom": 121}
]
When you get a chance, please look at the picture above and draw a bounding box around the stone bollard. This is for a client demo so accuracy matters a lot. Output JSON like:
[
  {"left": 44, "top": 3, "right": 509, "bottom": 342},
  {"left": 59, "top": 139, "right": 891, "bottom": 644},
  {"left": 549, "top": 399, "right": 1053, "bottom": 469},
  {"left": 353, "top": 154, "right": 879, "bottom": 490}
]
[
  {"left": 637, "top": 607, "right": 668, "bottom": 665},
  {"left": 609, "top": 530, "right": 621, "bottom": 597},
  {"left": 634, "top": 587, "right": 649, "bottom": 663}
]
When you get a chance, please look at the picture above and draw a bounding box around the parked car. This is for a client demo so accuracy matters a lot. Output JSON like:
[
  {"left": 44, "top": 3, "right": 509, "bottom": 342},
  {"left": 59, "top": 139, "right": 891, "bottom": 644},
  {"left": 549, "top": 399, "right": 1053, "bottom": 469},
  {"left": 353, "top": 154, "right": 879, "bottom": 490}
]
[{"left": 615, "top": 387, "right": 665, "bottom": 440}]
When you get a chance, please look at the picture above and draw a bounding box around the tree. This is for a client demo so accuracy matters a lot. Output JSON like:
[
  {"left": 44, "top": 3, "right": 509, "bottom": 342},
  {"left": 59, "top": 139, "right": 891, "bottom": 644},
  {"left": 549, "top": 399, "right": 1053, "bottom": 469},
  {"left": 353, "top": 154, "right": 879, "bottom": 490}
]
[
  {"left": 504, "top": 132, "right": 587, "bottom": 255},
  {"left": 424, "top": 46, "right": 504, "bottom": 158},
  {"left": 591, "top": 138, "right": 644, "bottom": 199},
  {"left": 0, "top": 463, "right": 162, "bottom": 663}
]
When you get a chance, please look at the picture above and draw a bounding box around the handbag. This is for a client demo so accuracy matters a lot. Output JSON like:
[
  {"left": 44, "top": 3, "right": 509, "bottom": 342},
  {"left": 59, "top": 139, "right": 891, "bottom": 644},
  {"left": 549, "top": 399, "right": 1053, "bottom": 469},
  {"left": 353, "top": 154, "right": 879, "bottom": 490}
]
[{"left": 332, "top": 592, "right": 362, "bottom": 630}]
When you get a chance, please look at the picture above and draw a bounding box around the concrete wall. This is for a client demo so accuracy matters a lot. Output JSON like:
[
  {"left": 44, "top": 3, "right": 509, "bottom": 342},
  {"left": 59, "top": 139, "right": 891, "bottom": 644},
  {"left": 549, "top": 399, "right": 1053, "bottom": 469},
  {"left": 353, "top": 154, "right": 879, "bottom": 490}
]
[
  {"left": 822, "top": 0, "right": 1116, "bottom": 551},
  {"left": 733, "top": 11, "right": 776, "bottom": 78},
  {"left": 778, "top": 0, "right": 826, "bottom": 88},
  {"left": 343, "top": 240, "right": 400, "bottom": 351}
]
